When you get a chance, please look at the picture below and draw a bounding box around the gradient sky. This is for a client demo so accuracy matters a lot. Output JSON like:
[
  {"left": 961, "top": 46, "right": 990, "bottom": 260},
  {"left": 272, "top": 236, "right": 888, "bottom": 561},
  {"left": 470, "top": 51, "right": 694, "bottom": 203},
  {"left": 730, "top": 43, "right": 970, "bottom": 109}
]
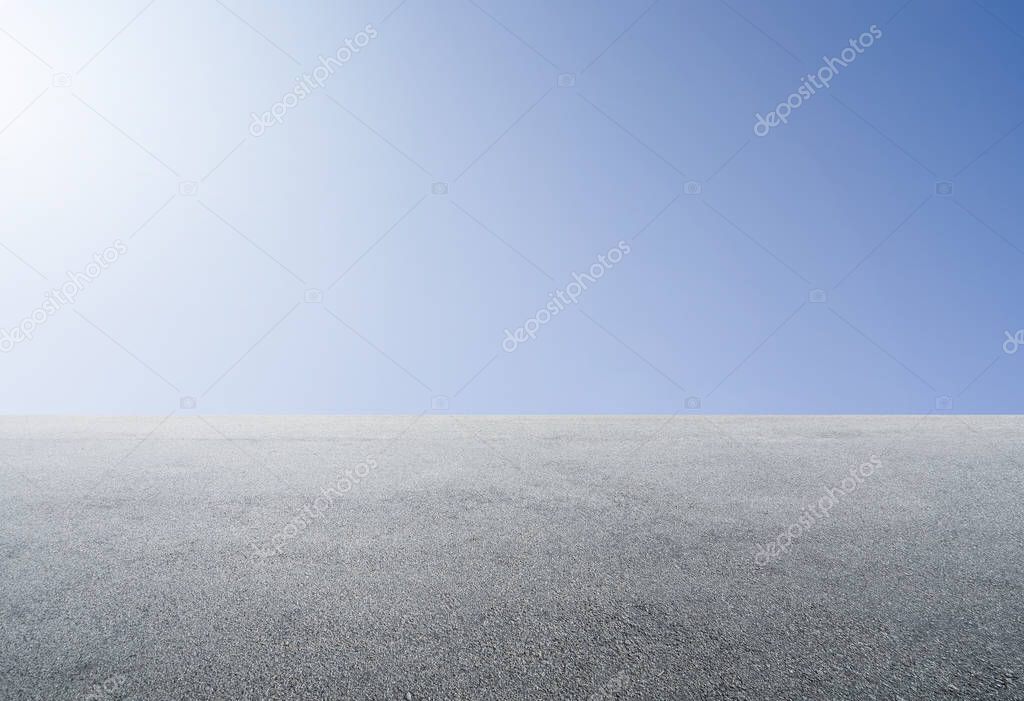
[{"left": 1, "top": 0, "right": 1022, "bottom": 414}]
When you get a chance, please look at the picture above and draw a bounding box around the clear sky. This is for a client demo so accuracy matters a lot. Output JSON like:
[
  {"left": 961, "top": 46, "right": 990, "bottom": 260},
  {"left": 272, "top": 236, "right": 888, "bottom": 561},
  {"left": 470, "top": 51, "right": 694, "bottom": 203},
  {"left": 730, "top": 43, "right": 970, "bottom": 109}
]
[{"left": 1, "top": 0, "right": 1022, "bottom": 413}]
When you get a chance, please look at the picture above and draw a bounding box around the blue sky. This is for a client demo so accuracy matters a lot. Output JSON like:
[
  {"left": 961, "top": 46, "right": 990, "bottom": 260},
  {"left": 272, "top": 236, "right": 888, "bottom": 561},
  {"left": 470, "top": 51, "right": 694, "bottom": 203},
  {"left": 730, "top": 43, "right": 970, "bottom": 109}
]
[{"left": 0, "top": 0, "right": 1022, "bottom": 413}]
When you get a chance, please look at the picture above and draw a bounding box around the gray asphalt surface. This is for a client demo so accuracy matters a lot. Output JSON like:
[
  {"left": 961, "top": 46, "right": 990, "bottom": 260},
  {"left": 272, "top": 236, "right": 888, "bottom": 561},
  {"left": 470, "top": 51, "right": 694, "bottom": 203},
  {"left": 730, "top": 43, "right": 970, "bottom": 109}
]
[{"left": 1, "top": 415, "right": 1022, "bottom": 700}]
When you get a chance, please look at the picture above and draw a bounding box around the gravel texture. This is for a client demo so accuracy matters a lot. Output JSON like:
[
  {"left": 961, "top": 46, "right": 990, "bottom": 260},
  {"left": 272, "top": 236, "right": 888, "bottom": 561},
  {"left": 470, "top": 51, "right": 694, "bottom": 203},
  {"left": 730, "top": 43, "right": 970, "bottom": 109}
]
[{"left": 1, "top": 415, "right": 1022, "bottom": 700}]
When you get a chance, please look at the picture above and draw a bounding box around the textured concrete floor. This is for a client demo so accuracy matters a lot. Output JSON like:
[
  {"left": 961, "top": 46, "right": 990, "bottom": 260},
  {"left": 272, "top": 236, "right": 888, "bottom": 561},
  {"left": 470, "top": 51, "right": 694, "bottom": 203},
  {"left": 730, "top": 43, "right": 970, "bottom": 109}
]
[{"left": 1, "top": 415, "right": 1022, "bottom": 700}]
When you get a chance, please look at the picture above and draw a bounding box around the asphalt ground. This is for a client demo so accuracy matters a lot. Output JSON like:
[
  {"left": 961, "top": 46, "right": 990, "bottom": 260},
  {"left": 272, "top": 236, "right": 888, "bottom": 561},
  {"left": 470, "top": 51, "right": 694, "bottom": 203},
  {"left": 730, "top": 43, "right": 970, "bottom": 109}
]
[{"left": 1, "top": 415, "right": 1022, "bottom": 700}]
